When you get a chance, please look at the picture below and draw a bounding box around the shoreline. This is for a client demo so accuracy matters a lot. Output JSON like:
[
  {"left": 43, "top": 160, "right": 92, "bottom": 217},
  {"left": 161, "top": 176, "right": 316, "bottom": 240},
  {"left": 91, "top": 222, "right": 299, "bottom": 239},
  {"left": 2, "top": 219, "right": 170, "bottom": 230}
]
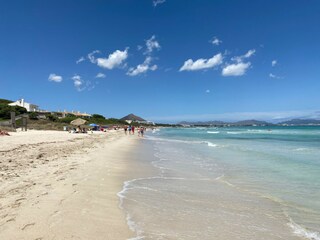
[
  {"left": 120, "top": 131, "right": 313, "bottom": 240},
  {"left": 0, "top": 130, "right": 143, "bottom": 239}
]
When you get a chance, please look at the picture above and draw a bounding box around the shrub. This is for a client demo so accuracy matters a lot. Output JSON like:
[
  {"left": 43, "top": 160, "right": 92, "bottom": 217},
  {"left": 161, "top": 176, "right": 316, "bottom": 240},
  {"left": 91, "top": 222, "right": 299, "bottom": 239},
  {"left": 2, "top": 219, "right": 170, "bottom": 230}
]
[
  {"left": 59, "top": 116, "right": 77, "bottom": 123},
  {"left": 29, "top": 112, "right": 39, "bottom": 120},
  {"left": 47, "top": 114, "right": 58, "bottom": 122},
  {"left": 0, "top": 104, "right": 27, "bottom": 119},
  {"left": 92, "top": 114, "right": 105, "bottom": 119}
]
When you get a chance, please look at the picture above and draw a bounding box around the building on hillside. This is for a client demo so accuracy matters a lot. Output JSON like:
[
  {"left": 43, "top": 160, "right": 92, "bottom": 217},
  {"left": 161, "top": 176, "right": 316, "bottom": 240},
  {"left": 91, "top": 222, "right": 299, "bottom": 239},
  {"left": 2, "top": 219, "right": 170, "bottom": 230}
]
[
  {"left": 8, "top": 99, "right": 39, "bottom": 112},
  {"left": 56, "top": 110, "right": 92, "bottom": 118}
]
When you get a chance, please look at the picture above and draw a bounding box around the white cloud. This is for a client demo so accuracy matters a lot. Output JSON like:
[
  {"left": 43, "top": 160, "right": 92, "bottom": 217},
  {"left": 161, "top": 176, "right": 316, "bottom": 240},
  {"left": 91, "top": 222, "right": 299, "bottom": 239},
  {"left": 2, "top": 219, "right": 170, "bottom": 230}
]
[
  {"left": 76, "top": 56, "right": 85, "bottom": 64},
  {"left": 206, "top": 89, "right": 210, "bottom": 93},
  {"left": 269, "top": 73, "right": 276, "bottom": 78},
  {"left": 126, "top": 36, "right": 160, "bottom": 76},
  {"left": 71, "top": 75, "right": 97, "bottom": 91},
  {"left": 127, "top": 56, "right": 157, "bottom": 76},
  {"left": 48, "top": 73, "right": 63, "bottom": 82},
  {"left": 153, "top": 0, "right": 166, "bottom": 7},
  {"left": 85, "top": 81, "right": 95, "bottom": 91},
  {"left": 269, "top": 73, "right": 283, "bottom": 79},
  {"left": 211, "top": 37, "right": 222, "bottom": 46},
  {"left": 222, "top": 49, "right": 255, "bottom": 77},
  {"left": 232, "top": 49, "right": 256, "bottom": 63},
  {"left": 96, "top": 48, "right": 128, "bottom": 69},
  {"left": 88, "top": 50, "right": 100, "bottom": 63},
  {"left": 72, "top": 75, "right": 85, "bottom": 91},
  {"left": 244, "top": 49, "right": 255, "bottom": 58},
  {"left": 272, "top": 60, "right": 277, "bottom": 67},
  {"left": 179, "top": 53, "right": 223, "bottom": 71},
  {"left": 222, "top": 62, "right": 251, "bottom": 76},
  {"left": 95, "top": 73, "right": 106, "bottom": 78},
  {"left": 145, "top": 35, "right": 161, "bottom": 55}
]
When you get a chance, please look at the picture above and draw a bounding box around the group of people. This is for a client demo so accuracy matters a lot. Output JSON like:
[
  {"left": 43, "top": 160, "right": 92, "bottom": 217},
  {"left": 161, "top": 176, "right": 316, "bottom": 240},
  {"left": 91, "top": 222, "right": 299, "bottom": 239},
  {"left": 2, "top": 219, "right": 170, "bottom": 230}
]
[
  {"left": 66, "top": 124, "right": 147, "bottom": 137},
  {"left": 124, "top": 125, "right": 146, "bottom": 137},
  {"left": 68, "top": 126, "right": 89, "bottom": 134}
]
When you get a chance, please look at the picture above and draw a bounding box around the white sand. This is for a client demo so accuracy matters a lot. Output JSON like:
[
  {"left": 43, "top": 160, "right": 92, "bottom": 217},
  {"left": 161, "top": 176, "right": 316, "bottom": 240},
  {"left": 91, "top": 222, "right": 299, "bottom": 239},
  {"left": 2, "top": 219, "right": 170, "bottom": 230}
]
[{"left": 0, "top": 130, "right": 139, "bottom": 239}]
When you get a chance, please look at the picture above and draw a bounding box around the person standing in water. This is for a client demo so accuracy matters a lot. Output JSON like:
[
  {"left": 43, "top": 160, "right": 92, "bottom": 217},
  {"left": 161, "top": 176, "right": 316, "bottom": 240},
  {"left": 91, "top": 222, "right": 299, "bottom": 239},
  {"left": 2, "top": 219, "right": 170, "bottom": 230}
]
[{"left": 140, "top": 126, "right": 144, "bottom": 137}]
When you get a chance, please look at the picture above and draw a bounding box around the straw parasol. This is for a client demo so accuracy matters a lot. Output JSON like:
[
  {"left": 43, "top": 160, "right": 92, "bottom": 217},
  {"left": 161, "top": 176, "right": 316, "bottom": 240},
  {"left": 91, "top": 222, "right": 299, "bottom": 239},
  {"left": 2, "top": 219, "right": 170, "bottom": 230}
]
[{"left": 70, "top": 118, "right": 87, "bottom": 126}]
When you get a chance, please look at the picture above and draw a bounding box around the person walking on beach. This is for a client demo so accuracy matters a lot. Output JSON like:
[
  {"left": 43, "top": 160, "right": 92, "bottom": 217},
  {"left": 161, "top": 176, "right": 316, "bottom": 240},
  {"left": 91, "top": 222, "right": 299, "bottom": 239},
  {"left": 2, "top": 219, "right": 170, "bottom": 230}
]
[
  {"left": 124, "top": 126, "right": 128, "bottom": 135},
  {"left": 128, "top": 125, "right": 132, "bottom": 135},
  {"left": 132, "top": 126, "right": 135, "bottom": 134},
  {"left": 140, "top": 126, "right": 144, "bottom": 137}
]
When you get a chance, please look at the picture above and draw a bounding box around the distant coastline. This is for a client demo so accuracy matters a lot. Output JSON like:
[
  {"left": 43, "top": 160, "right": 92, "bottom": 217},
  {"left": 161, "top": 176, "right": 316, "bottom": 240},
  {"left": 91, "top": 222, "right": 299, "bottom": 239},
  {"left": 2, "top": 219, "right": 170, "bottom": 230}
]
[{"left": 178, "top": 119, "right": 320, "bottom": 127}]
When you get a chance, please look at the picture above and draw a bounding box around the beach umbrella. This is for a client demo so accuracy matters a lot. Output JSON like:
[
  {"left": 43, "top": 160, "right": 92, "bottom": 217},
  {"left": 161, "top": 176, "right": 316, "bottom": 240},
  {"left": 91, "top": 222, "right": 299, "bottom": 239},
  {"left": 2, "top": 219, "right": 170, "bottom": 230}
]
[
  {"left": 89, "top": 123, "right": 98, "bottom": 127},
  {"left": 70, "top": 118, "right": 87, "bottom": 126}
]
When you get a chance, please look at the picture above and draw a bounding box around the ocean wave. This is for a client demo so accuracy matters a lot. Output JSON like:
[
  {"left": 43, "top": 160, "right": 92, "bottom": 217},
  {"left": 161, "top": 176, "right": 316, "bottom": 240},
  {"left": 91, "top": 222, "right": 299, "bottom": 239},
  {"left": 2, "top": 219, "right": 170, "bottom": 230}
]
[
  {"left": 152, "top": 128, "right": 160, "bottom": 133},
  {"left": 145, "top": 136, "right": 220, "bottom": 148},
  {"left": 292, "top": 147, "right": 318, "bottom": 154},
  {"left": 207, "top": 131, "right": 220, "bottom": 134},
  {"left": 227, "top": 131, "right": 242, "bottom": 134},
  {"left": 118, "top": 176, "right": 187, "bottom": 203},
  {"left": 207, "top": 142, "right": 218, "bottom": 147},
  {"left": 118, "top": 176, "right": 187, "bottom": 240},
  {"left": 145, "top": 136, "right": 196, "bottom": 144},
  {"left": 214, "top": 175, "right": 236, "bottom": 187},
  {"left": 288, "top": 219, "right": 320, "bottom": 240},
  {"left": 214, "top": 174, "right": 225, "bottom": 180},
  {"left": 294, "top": 148, "right": 308, "bottom": 151}
]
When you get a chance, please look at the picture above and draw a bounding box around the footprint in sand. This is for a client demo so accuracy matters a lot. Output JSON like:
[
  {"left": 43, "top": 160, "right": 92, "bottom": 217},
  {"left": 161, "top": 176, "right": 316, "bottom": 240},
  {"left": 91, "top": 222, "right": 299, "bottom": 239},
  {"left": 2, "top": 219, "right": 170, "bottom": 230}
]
[
  {"left": 21, "top": 222, "right": 35, "bottom": 230},
  {"left": 6, "top": 218, "right": 15, "bottom": 222}
]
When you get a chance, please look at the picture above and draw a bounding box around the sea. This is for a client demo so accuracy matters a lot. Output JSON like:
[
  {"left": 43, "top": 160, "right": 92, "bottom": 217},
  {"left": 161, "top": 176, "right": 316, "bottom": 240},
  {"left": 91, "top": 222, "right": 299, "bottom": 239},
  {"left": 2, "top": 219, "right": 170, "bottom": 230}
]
[{"left": 118, "top": 126, "right": 320, "bottom": 240}]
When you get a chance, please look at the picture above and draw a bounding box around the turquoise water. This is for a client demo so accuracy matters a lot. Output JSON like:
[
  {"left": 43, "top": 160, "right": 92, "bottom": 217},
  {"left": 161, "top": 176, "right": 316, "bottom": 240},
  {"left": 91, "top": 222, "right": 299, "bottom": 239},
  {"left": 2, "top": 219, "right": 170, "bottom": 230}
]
[{"left": 121, "top": 126, "right": 320, "bottom": 239}]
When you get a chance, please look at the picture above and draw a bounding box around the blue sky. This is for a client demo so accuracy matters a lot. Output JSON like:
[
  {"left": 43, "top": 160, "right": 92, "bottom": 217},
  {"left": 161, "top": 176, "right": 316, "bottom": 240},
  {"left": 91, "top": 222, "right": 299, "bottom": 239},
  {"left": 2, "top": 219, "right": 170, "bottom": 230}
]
[{"left": 1, "top": 0, "right": 320, "bottom": 123}]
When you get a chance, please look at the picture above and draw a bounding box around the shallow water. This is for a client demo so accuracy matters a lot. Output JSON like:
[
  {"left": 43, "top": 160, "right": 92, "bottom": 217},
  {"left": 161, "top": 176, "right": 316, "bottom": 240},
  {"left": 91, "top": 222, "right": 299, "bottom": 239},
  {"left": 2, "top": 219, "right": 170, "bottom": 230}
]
[{"left": 119, "top": 126, "right": 320, "bottom": 239}]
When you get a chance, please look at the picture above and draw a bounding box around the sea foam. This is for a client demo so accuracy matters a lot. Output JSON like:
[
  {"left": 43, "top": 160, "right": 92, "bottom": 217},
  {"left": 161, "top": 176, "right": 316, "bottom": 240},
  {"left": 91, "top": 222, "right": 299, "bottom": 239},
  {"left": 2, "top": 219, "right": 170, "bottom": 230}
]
[
  {"left": 288, "top": 219, "right": 320, "bottom": 240},
  {"left": 207, "top": 131, "right": 220, "bottom": 134}
]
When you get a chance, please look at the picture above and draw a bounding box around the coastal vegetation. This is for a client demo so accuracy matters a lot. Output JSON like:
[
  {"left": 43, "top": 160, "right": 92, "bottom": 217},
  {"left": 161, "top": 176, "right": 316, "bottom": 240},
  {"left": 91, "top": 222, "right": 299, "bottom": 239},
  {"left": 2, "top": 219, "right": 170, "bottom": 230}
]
[
  {"left": 0, "top": 99, "right": 27, "bottom": 120},
  {"left": 0, "top": 98, "right": 138, "bottom": 130}
]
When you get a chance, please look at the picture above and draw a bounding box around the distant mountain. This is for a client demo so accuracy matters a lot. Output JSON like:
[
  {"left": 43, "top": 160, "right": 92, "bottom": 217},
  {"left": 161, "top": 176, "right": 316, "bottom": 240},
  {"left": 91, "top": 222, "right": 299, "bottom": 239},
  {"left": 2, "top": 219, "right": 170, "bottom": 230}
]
[
  {"left": 279, "top": 119, "right": 320, "bottom": 125},
  {"left": 178, "top": 119, "right": 273, "bottom": 126},
  {"left": 121, "top": 113, "right": 146, "bottom": 122},
  {"left": 232, "top": 120, "right": 273, "bottom": 126},
  {"left": 179, "top": 118, "right": 320, "bottom": 126},
  {"left": 179, "top": 121, "right": 225, "bottom": 126}
]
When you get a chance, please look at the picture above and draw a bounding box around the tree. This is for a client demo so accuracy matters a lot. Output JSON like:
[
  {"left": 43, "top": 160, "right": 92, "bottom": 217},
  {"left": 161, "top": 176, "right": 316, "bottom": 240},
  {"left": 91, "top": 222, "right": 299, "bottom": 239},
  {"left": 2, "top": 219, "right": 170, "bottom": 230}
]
[
  {"left": 92, "top": 114, "right": 105, "bottom": 119},
  {"left": 0, "top": 104, "right": 27, "bottom": 119}
]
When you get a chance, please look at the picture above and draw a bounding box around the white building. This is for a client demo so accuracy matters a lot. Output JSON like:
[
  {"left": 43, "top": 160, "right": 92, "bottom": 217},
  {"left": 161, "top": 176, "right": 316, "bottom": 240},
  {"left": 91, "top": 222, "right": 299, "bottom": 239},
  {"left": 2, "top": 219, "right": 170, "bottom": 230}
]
[
  {"left": 8, "top": 99, "right": 39, "bottom": 112},
  {"left": 57, "top": 110, "right": 92, "bottom": 118}
]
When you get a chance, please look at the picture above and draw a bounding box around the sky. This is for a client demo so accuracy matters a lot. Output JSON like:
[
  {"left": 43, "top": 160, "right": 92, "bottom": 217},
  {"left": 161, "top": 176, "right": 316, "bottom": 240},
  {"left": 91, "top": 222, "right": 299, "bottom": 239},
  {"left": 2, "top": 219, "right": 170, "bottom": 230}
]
[{"left": 1, "top": 0, "right": 320, "bottom": 123}]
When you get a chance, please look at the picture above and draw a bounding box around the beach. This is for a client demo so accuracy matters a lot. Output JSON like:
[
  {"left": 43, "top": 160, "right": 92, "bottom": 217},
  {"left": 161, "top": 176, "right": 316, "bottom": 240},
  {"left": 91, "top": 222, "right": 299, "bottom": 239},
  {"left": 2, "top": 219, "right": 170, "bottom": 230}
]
[
  {"left": 1, "top": 127, "right": 319, "bottom": 240},
  {"left": 0, "top": 130, "right": 142, "bottom": 239}
]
